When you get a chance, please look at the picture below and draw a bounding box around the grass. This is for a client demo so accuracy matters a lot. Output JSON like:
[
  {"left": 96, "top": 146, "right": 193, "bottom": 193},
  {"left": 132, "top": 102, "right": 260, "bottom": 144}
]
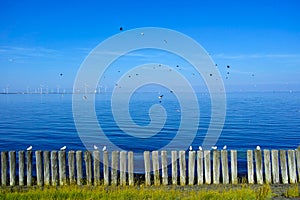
[
  {"left": 284, "top": 183, "right": 299, "bottom": 198},
  {"left": 0, "top": 184, "right": 276, "bottom": 200}
]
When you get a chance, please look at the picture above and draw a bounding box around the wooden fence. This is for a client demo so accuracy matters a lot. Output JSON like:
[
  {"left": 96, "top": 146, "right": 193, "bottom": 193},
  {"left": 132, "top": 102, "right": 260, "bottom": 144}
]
[{"left": 0, "top": 149, "right": 299, "bottom": 186}]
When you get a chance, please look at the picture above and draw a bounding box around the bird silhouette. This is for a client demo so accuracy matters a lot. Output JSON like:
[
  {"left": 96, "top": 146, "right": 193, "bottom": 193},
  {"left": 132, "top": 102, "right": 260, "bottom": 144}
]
[
  {"left": 102, "top": 146, "right": 107, "bottom": 151},
  {"left": 60, "top": 146, "right": 67, "bottom": 151}
]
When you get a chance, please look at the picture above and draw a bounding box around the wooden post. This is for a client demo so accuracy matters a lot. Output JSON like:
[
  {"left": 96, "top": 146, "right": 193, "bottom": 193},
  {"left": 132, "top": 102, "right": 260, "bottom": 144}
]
[
  {"left": 58, "top": 150, "right": 67, "bottom": 185},
  {"left": 93, "top": 151, "right": 100, "bottom": 185},
  {"left": 9, "top": 151, "right": 16, "bottom": 186},
  {"left": 1, "top": 151, "right": 8, "bottom": 186},
  {"left": 111, "top": 151, "right": 119, "bottom": 185},
  {"left": 152, "top": 151, "right": 160, "bottom": 186},
  {"left": 197, "top": 150, "right": 204, "bottom": 185},
  {"left": 84, "top": 151, "right": 92, "bottom": 185},
  {"left": 76, "top": 151, "right": 83, "bottom": 185},
  {"left": 221, "top": 150, "right": 229, "bottom": 184},
  {"left": 26, "top": 150, "right": 32, "bottom": 186},
  {"left": 231, "top": 150, "right": 238, "bottom": 184},
  {"left": 103, "top": 151, "right": 109, "bottom": 185},
  {"left": 68, "top": 151, "right": 76, "bottom": 185},
  {"left": 144, "top": 151, "right": 151, "bottom": 186},
  {"left": 271, "top": 150, "right": 279, "bottom": 184},
  {"left": 204, "top": 150, "right": 211, "bottom": 184},
  {"left": 179, "top": 150, "right": 186, "bottom": 185},
  {"left": 161, "top": 151, "right": 168, "bottom": 185},
  {"left": 296, "top": 149, "right": 300, "bottom": 182},
  {"left": 188, "top": 151, "right": 195, "bottom": 185},
  {"left": 213, "top": 150, "right": 220, "bottom": 184},
  {"left": 128, "top": 151, "right": 134, "bottom": 186},
  {"left": 35, "top": 150, "right": 43, "bottom": 186},
  {"left": 247, "top": 150, "right": 254, "bottom": 184},
  {"left": 287, "top": 150, "right": 297, "bottom": 183},
  {"left": 254, "top": 150, "right": 263, "bottom": 184},
  {"left": 120, "top": 151, "right": 127, "bottom": 186},
  {"left": 18, "top": 151, "right": 25, "bottom": 186},
  {"left": 280, "top": 150, "right": 288, "bottom": 184},
  {"left": 171, "top": 151, "right": 178, "bottom": 185},
  {"left": 263, "top": 150, "right": 271, "bottom": 184},
  {"left": 51, "top": 151, "right": 58, "bottom": 186},
  {"left": 43, "top": 151, "right": 50, "bottom": 185}
]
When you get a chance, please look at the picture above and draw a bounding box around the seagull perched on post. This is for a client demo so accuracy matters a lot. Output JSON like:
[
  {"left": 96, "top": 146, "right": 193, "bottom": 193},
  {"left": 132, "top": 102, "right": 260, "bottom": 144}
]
[
  {"left": 26, "top": 146, "right": 32, "bottom": 151},
  {"left": 189, "top": 146, "right": 193, "bottom": 151},
  {"left": 199, "top": 146, "right": 202, "bottom": 151},
  {"left": 211, "top": 146, "right": 217, "bottom": 150},
  {"left": 102, "top": 146, "right": 107, "bottom": 151},
  {"left": 60, "top": 146, "right": 67, "bottom": 151},
  {"left": 256, "top": 146, "right": 261, "bottom": 150},
  {"left": 93, "top": 145, "right": 98, "bottom": 150},
  {"left": 223, "top": 145, "right": 227, "bottom": 150}
]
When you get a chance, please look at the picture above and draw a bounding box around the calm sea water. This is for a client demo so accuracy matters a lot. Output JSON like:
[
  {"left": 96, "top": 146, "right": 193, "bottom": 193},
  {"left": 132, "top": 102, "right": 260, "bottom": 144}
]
[{"left": 0, "top": 92, "right": 299, "bottom": 174}]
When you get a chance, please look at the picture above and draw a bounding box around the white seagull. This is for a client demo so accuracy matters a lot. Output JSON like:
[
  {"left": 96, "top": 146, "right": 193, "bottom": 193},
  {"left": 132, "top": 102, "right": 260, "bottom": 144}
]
[
  {"left": 189, "top": 146, "right": 192, "bottom": 151},
  {"left": 211, "top": 146, "right": 217, "bottom": 150},
  {"left": 26, "top": 146, "right": 32, "bottom": 151},
  {"left": 60, "top": 146, "right": 67, "bottom": 151},
  {"left": 223, "top": 145, "right": 227, "bottom": 150},
  {"left": 102, "top": 146, "right": 107, "bottom": 151},
  {"left": 256, "top": 146, "right": 261, "bottom": 150},
  {"left": 93, "top": 145, "right": 98, "bottom": 150},
  {"left": 199, "top": 146, "right": 202, "bottom": 151}
]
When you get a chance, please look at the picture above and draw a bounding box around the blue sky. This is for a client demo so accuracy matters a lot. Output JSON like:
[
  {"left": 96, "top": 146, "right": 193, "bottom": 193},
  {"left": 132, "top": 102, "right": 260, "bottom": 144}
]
[{"left": 0, "top": 0, "right": 300, "bottom": 92}]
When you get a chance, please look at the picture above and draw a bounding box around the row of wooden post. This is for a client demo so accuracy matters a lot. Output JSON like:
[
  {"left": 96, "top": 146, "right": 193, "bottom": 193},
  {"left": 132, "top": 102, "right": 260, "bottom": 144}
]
[
  {"left": 144, "top": 150, "right": 238, "bottom": 185},
  {"left": 247, "top": 149, "right": 299, "bottom": 184},
  {"left": 0, "top": 149, "right": 299, "bottom": 186}
]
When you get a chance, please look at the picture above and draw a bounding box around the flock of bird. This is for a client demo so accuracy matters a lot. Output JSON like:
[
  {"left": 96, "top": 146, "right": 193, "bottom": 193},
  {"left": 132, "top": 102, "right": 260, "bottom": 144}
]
[
  {"left": 25, "top": 145, "right": 262, "bottom": 151},
  {"left": 188, "top": 145, "right": 261, "bottom": 151},
  {"left": 25, "top": 145, "right": 107, "bottom": 151}
]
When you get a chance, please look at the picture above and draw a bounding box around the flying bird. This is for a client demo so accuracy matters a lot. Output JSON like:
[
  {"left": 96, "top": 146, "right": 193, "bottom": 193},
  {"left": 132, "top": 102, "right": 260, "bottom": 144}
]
[
  {"left": 60, "top": 73, "right": 63, "bottom": 76},
  {"left": 26, "top": 146, "right": 32, "bottom": 151},
  {"left": 227, "top": 65, "right": 230, "bottom": 68},
  {"left": 60, "top": 146, "right": 67, "bottom": 151},
  {"left": 119, "top": 27, "right": 123, "bottom": 31},
  {"left": 158, "top": 95, "right": 164, "bottom": 99},
  {"left": 102, "top": 146, "right": 107, "bottom": 151}
]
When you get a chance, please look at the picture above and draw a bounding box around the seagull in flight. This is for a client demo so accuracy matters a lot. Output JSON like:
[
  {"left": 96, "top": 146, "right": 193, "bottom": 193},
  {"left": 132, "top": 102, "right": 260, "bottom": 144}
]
[
  {"left": 26, "top": 146, "right": 32, "bottom": 151},
  {"left": 60, "top": 146, "right": 67, "bottom": 151},
  {"left": 102, "top": 146, "right": 107, "bottom": 151},
  {"left": 158, "top": 95, "right": 164, "bottom": 99}
]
